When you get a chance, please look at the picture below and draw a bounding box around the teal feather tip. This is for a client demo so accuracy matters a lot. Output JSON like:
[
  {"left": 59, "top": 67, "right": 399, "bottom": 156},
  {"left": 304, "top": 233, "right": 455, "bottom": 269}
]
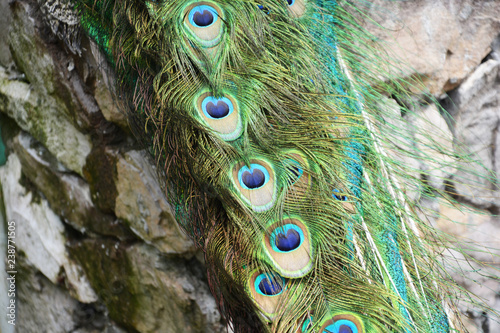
[{"left": 75, "top": 0, "right": 499, "bottom": 332}]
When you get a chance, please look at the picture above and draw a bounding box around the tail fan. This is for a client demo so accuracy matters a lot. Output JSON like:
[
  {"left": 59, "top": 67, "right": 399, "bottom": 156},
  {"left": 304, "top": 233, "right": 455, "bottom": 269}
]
[{"left": 74, "top": 0, "right": 496, "bottom": 331}]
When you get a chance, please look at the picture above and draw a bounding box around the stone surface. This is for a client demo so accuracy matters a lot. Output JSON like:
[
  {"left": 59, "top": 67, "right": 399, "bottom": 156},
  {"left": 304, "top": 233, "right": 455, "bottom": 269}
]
[
  {"left": 89, "top": 41, "right": 129, "bottom": 131},
  {"left": 84, "top": 145, "right": 120, "bottom": 215},
  {"left": 69, "top": 239, "right": 224, "bottom": 333},
  {"left": 411, "top": 104, "right": 456, "bottom": 190},
  {"left": 0, "top": 0, "right": 13, "bottom": 67},
  {"left": 0, "top": 0, "right": 500, "bottom": 332},
  {"left": 17, "top": 264, "right": 126, "bottom": 333},
  {"left": 366, "top": 0, "right": 500, "bottom": 95},
  {"left": 0, "top": 63, "right": 92, "bottom": 175},
  {"left": 436, "top": 198, "right": 500, "bottom": 332},
  {"left": 0, "top": 154, "right": 97, "bottom": 303},
  {"left": 445, "top": 59, "right": 500, "bottom": 209},
  {"left": 0, "top": 1, "right": 212, "bottom": 331},
  {"left": 9, "top": 0, "right": 115, "bottom": 135},
  {"left": 115, "top": 150, "right": 195, "bottom": 254},
  {"left": 12, "top": 131, "right": 133, "bottom": 238}
]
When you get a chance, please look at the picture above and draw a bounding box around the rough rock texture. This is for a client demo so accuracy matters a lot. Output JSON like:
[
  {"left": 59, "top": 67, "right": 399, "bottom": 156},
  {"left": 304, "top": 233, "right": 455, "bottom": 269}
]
[
  {"left": 114, "top": 150, "right": 195, "bottom": 254},
  {"left": 446, "top": 60, "right": 500, "bottom": 209},
  {"left": 366, "top": 0, "right": 500, "bottom": 95},
  {"left": 0, "top": 153, "right": 97, "bottom": 303},
  {"left": 0, "top": 1, "right": 224, "bottom": 332},
  {"left": 0, "top": 0, "right": 499, "bottom": 332},
  {"left": 439, "top": 58, "right": 500, "bottom": 332},
  {"left": 436, "top": 199, "right": 500, "bottom": 333}
]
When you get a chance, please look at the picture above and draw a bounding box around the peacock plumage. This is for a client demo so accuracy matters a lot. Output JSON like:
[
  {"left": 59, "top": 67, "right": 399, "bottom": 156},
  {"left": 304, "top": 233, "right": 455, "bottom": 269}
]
[{"left": 71, "top": 0, "right": 494, "bottom": 331}]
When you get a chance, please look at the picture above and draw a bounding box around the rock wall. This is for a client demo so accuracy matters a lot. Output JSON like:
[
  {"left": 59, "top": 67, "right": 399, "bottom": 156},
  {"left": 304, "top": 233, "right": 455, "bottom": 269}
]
[{"left": 0, "top": 0, "right": 499, "bottom": 332}]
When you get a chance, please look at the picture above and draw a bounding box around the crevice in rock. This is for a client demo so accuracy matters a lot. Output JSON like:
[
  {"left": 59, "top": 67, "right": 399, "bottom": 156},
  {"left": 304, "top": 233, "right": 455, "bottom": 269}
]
[
  {"left": 438, "top": 92, "right": 459, "bottom": 136},
  {"left": 18, "top": 170, "right": 44, "bottom": 204},
  {"left": 0, "top": 113, "right": 20, "bottom": 163},
  {"left": 483, "top": 32, "right": 500, "bottom": 63},
  {"left": 491, "top": 118, "right": 499, "bottom": 188},
  {"left": 443, "top": 179, "right": 499, "bottom": 215},
  {"left": 481, "top": 311, "right": 490, "bottom": 333},
  {"left": 70, "top": 302, "right": 109, "bottom": 332}
]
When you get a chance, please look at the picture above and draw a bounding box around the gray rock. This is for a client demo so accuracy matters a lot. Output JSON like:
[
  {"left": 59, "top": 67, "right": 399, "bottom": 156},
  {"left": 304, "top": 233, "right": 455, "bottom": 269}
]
[
  {"left": 12, "top": 131, "right": 134, "bottom": 238},
  {"left": 89, "top": 41, "right": 129, "bottom": 131},
  {"left": 0, "top": 0, "right": 13, "bottom": 67},
  {"left": 17, "top": 268, "right": 84, "bottom": 333},
  {"left": 0, "top": 188, "right": 15, "bottom": 333},
  {"left": 446, "top": 60, "right": 500, "bottom": 209},
  {"left": 17, "top": 263, "right": 125, "bottom": 333},
  {"left": 69, "top": 239, "right": 225, "bottom": 333},
  {"left": 365, "top": 0, "right": 500, "bottom": 95},
  {"left": 83, "top": 145, "right": 120, "bottom": 215},
  {"left": 82, "top": 145, "right": 194, "bottom": 253},
  {"left": 4, "top": 0, "right": 124, "bottom": 176},
  {"left": 0, "top": 154, "right": 97, "bottom": 303},
  {"left": 0, "top": 63, "right": 92, "bottom": 175},
  {"left": 115, "top": 150, "right": 195, "bottom": 254},
  {"left": 411, "top": 105, "right": 456, "bottom": 190},
  {"left": 37, "top": 0, "right": 81, "bottom": 55}
]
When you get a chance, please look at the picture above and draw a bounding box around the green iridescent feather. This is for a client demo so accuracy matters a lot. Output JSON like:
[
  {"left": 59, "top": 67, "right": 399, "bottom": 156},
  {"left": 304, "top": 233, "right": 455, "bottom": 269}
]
[{"left": 73, "top": 0, "right": 497, "bottom": 332}]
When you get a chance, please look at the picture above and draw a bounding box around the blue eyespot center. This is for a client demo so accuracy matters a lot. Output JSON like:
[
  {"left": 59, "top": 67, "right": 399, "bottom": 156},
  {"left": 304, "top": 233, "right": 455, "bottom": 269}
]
[
  {"left": 286, "top": 159, "right": 303, "bottom": 183},
  {"left": 243, "top": 169, "right": 265, "bottom": 188},
  {"left": 271, "top": 224, "right": 304, "bottom": 253},
  {"left": 194, "top": 10, "right": 213, "bottom": 26},
  {"left": 323, "top": 320, "right": 358, "bottom": 333},
  {"left": 287, "top": 0, "right": 295, "bottom": 5},
  {"left": 189, "top": 5, "right": 218, "bottom": 28},
  {"left": 238, "top": 164, "right": 270, "bottom": 190},
  {"left": 276, "top": 229, "right": 299, "bottom": 251},
  {"left": 338, "top": 325, "right": 353, "bottom": 333},
  {"left": 276, "top": 229, "right": 300, "bottom": 251},
  {"left": 202, "top": 96, "right": 233, "bottom": 119},
  {"left": 257, "top": 4, "right": 270, "bottom": 14},
  {"left": 206, "top": 101, "right": 229, "bottom": 118},
  {"left": 333, "top": 189, "right": 347, "bottom": 201},
  {"left": 255, "top": 273, "right": 285, "bottom": 296}
]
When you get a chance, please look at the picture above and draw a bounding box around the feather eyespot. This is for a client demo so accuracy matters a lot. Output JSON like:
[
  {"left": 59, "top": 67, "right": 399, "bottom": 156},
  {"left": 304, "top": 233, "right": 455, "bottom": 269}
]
[
  {"left": 238, "top": 164, "right": 269, "bottom": 190},
  {"left": 189, "top": 5, "right": 218, "bottom": 27},
  {"left": 248, "top": 270, "right": 287, "bottom": 317},
  {"left": 320, "top": 315, "right": 363, "bottom": 333},
  {"left": 202, "top": 96, "right": 233, "bottom": 119},
  {"left": 264, "top": 218, "right": 313, "bottom": 278},
  {"left": 196, "top": 92, "right": 242, "bottom": 140},
  {"left": 323, "top": 321, "right": 357, "bottom": 333},
  {"left": 232, "top": 160, "right": 276, "bottom": 212},
  {"left": 271, "top": 224, "right": 303, "bottom": 252},
  {"left": 183, "top": 2, "right": 224, "bottom": 47},
  {"left": 287, "top": 0, "right": 305, "bottom": 17},
  {"left": 254, "top": 273, "right": 285, "bottom": 296},
  {"left": 333, "top": 189, "right": 347, "bottom": 201}
]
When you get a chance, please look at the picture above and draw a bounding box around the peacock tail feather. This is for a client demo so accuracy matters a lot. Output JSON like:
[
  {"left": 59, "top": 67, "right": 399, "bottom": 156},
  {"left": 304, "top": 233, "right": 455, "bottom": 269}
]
[{"left": 73, "top": 0, "right": 496, "bottom": 331}]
